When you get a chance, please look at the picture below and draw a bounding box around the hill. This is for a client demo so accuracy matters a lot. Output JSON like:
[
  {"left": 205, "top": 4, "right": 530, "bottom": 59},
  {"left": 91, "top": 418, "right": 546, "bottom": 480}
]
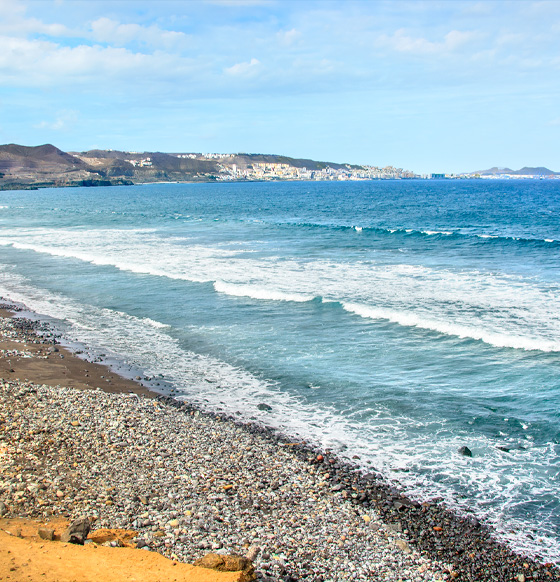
[
  {"left": 0, "top": 144, "right": 131, "bottom": 189},
  {"left": 0, "top": 143, "right": 413, "bottom": 189},
  {"left": 474, "top": 166, "right": 559, "bottom": 176}
]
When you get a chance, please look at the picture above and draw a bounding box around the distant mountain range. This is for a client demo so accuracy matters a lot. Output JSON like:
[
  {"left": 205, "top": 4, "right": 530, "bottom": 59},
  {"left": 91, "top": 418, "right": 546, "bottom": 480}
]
[
  {"left": 0, "top": 143, "right": 411, "bottom": 190},
  {"left": 473, "top": 166, "right": 559, "bottom": 176}
]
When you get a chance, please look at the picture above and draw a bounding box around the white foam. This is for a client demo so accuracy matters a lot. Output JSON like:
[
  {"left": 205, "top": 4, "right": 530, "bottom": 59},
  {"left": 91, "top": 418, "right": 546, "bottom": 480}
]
[
  {"left": 342, "top": 302, "right": 560, "bottom": 352},
  {"left": 214, "top": 280, "right": 315, "bottom": 303},
  {"left": 1, "top": 226, "right": 559, "bottom": 353},
  {"left": 421, "top": 230, "right": 453, "bottom": 236},
  {"left": 0, "top": 271, "right": 559, "bottom": 563}
]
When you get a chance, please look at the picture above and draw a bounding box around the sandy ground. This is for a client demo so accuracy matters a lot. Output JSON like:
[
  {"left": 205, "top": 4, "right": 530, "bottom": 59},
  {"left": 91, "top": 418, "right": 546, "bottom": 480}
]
[
  {"left": 0, "top": 518, "right": 244, "bottom": 582},
  {"left": 0, "top": 308, "right": 155, "bottom": 398}
]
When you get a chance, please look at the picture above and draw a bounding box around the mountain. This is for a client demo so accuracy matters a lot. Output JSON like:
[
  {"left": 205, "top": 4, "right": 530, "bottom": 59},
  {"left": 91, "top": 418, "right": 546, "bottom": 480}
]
[
  {"left": 474, "top": 166, "right": 559, "bottom": 176},
  {"left": 0, "top": 144, "right": 131, "bottom": 189},
  {"left": 513, "top": 166, "right": 559, "bottom": 176}
]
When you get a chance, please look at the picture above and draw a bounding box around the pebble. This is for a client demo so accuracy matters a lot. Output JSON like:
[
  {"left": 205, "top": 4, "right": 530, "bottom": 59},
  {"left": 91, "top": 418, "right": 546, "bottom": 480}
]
[{"left": 1, "top": 309, "right": 559, "bottom": 582}]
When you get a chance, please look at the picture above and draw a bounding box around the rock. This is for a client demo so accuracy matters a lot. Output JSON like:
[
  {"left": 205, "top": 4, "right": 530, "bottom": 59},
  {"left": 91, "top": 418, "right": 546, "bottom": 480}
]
[
  {"left": 0, "top": 502, "right": 7, "bottom": 516},
  {"left": 458, "top": 446, "right": 473, "bottom": 457},
  {"left": 395, "top": 539, "right": 412, "bottom": 554},
  {"left": 194, "top": 553, "right": 255, "bottom": 581},
  {"left": 60, "top": 517, "right": 91, "bottom": 545},
  {"left": 257, "top": 403, "right": 272, "bottom": 412},
  {"left": 246, "top": 545, "right": 260, "bottom": 561},
  {"left": 38, "top": 527, "right": 55, "bottom": 541}
]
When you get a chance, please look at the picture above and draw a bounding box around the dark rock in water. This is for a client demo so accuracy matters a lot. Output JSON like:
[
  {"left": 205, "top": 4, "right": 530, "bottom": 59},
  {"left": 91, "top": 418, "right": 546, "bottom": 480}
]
[
  {"left": 458, "top": 445, "right": 473, "bottom": 457},
  {"left": 60, "top": 516, "right": 91, "bottom": 545},
  {"left": 497, "top": 446, "right": 511, "bottom": 453},
  {"left": 257, "top": 403, "right": 272, "bottom": 412}
]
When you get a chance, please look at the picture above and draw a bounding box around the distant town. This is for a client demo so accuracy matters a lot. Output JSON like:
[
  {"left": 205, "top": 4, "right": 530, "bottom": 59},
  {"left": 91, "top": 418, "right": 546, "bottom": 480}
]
[{"left": 0, "top": 143, "right": 558, "bottom": 190}]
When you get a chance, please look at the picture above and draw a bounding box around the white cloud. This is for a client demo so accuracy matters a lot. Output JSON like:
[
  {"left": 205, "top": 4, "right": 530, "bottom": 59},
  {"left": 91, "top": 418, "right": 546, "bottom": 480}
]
[
  {"left": 90, "top": 17, "right": 190, "bottom": 50},
  {"left": 0, "top": 35, "right": 188, "bottom": 87},
  {"left": 276, "top": 28, "right": 300, "bottom": 46},
  {"left": 33, "top": 109, "right": 78, "bottom": 131},
  {"left": 224, "top": 57, "right": 261, "bottom": 76},
  {"left": 0, "top": 0, "right": 71, "bottom": 37},
  {"left": 378, "top": 29, "right": 478, "bottom": 56}
]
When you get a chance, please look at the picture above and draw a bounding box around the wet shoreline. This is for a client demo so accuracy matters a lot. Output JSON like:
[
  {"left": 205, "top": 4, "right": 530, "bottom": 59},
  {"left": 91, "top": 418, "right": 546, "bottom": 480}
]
[{"left": 1, "top": 300, "right": 558, "bottom": 581}]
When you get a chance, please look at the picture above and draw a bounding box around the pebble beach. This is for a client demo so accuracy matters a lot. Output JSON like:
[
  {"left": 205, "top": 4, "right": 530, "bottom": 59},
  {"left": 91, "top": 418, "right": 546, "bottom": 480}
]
[{"left": 1, "top": 303, "right": 559, "bottom": 582}]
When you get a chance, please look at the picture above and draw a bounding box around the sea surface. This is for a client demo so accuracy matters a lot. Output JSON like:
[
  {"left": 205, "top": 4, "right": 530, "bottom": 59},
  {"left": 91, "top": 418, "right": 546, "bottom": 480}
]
[{"left": 1, "top": 180, "right": 559, "bottom": 562}]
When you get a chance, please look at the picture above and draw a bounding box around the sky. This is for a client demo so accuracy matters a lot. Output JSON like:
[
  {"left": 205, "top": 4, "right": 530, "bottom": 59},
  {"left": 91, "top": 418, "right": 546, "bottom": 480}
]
[{"left": 1, "top": 0, "right": 559, "bottom": 174}]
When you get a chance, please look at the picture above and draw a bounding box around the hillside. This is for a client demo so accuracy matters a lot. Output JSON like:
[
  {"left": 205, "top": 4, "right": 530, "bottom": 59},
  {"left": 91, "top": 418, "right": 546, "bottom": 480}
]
[
  {"left": 0, "top": 143, "right": 412, "bottom": 190},
  {"left": 0, "top": 144, "right": 131, "bottom": 189}
]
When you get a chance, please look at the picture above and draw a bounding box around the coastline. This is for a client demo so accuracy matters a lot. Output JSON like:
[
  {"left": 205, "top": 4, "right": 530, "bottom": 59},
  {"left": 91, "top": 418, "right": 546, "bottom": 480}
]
[{"left": 1, "top": 300, "right": 559, "bottom": 582}]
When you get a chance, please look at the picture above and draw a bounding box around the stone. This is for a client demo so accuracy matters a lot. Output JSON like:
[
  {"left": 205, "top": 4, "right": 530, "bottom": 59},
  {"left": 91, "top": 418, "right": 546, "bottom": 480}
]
[
  {"left": 0, "top": 502, "right": 7, "bottom": 516},
  {"left": 257, "top": 403, "right": 272, "bottom": 412},
  {"left": 246, "top": 545, "right": 260, "bottom": 561},
  {"left": 38, "top": 527, "right": 55, "bottom": 541},
  {"left": 60, "top": 517, "right": 91, "bottom": 545},
  {"left": 458, "top": 446, "right": 473, "bottom": 457},
  {"left": 395, "top": 539, "right": 412, "bottom": 554},
  {"left": 194, "top": 553, "right": 255, "bottom": 581}
]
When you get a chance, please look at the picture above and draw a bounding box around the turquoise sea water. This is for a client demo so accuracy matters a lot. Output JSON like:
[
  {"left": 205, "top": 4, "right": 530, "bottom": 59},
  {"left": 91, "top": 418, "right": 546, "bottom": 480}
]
[{"left": 0, "top": 180, "right": 559, "bottom": 561}]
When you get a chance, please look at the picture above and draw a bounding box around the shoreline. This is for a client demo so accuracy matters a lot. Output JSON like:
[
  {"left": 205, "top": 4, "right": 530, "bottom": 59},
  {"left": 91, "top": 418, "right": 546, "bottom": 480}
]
[{"left": 1, "top": 300, "right": 559, "bottom": 581}]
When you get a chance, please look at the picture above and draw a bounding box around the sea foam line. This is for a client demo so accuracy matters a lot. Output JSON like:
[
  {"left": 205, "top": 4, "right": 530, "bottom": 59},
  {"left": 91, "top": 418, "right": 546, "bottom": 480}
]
[
  {"left": 342, "top": 302, "right": 560, "bottom": 352},
  {"left": 214, "top": 280, "right": 315, "bottom": 303},
  {"left": 1, "top": 273, "right": 559, "bottom": 563}
]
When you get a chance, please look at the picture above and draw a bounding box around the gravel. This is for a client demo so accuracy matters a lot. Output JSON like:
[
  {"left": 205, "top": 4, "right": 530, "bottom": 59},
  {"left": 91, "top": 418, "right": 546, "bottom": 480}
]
[{"left": 1, "top": 311, "right": 559, "bottom": 582}]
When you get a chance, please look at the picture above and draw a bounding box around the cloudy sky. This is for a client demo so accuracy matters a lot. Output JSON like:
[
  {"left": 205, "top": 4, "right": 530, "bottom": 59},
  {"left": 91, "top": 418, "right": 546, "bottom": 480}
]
[{"left": 1, "top": 0, "right": 559, "bottom": 173}]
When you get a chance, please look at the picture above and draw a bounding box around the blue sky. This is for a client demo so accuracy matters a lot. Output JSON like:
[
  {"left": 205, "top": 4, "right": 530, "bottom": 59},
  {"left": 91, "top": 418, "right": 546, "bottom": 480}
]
[{"left": 1, "top": 0, "right": 559, "bottom": 173}]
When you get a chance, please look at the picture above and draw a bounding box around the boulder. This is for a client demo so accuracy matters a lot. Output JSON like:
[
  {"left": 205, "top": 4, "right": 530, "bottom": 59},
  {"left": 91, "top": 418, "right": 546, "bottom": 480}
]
[
  {"left": 38, "top": 527, "right": 55, "bottom": 541},
  {"left": 60, "top": 517, "right": 91, "bottom": 545},
  {"left": 458, "top": 446, "right": 473, "bottom": 457}
]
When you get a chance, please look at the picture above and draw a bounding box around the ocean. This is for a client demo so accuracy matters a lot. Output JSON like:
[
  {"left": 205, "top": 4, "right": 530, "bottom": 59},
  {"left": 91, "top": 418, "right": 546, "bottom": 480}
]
[{"left": 0, "top": 179, "right": 559, "bottom": 562}]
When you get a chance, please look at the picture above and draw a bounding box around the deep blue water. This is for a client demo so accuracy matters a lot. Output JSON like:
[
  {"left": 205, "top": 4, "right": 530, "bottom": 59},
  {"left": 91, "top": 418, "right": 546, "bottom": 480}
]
[{"left": 1, "top": 179, "right": 559, "bottom": 561}]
